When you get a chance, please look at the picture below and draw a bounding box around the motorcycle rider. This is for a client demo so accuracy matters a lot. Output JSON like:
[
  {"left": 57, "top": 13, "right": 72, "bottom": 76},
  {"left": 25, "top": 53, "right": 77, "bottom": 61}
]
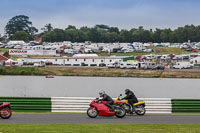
[
  {"left": 121, "top": 89, "right": 138, "bottom": 111},
  {"left": 99, "top": 90, "right": 114, "bottom": 111}
]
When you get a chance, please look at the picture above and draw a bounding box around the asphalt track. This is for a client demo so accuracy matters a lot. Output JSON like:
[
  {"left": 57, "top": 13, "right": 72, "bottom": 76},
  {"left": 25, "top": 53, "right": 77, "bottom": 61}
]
[{"left": 0, "top": 114, "right": 200, "bottom": 124}]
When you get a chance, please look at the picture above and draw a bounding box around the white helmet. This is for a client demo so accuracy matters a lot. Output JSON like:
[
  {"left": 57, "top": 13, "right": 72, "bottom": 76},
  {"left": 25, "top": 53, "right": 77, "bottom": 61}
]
[{"left": 99, "top": 90, "right": 105, "bottom": 97}]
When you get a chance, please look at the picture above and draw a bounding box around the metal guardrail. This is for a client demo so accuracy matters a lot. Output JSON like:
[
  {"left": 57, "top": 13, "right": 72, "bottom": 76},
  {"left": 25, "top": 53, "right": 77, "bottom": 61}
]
[
  {"left": 51, "top": 97, "right": 172, "bottom": 113},
  {"left": 172, "top": 99, "right": 200, "bottom": 113},
  {"left": 0, "top": 97, "right": 51, "bottom": 112}
]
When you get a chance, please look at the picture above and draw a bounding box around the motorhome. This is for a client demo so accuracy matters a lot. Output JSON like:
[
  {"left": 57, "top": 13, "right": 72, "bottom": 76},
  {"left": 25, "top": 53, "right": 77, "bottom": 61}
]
[
  {"left": 173, "top": 62, "right": 192, "bottom": 69},
  {"left": 138, "top": 62, "right": 146, "bottom": 69},
  {"left": 143, "top": 62, "right": 156, "bottom": 69}
]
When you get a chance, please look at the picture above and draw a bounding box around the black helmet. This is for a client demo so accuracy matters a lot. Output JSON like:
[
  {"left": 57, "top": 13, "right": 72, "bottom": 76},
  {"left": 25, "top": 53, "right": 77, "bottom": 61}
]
[{"left": 125, "top": 89, "right": 130, "bottom": 94}]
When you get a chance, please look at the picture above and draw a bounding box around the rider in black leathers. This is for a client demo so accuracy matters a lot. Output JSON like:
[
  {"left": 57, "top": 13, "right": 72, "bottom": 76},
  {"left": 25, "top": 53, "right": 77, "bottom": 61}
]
[
  {"left": 121, "top": 89, "right": 138, "bottom": 111},
  {"left": 99, "top": 90, "right": 114, "bottom": 111}
]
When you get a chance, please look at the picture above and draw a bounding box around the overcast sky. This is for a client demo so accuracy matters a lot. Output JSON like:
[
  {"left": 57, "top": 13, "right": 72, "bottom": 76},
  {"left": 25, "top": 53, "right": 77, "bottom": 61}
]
[{"left": 1, "top": 0, "right": 200, "bottom": 35}]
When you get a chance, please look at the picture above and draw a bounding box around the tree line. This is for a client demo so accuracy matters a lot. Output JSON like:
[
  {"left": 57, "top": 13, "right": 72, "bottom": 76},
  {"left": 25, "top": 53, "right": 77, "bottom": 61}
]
[{"left": 2, "top": 15, "right": 200, "bottom": 43}]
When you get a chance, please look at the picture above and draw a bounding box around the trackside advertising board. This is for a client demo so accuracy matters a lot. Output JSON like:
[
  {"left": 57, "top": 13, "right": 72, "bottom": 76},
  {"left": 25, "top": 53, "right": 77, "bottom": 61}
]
[{"left": 9, "top": 49, "right": 56, "bottom": 56}]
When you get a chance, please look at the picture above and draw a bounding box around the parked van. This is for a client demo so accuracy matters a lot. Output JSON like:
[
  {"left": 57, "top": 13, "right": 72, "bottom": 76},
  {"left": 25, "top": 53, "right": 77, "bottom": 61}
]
[
  {"left": 120, "top": 62, "right": 134, "bottom": 69},
  {"left": 173, "top": 62, "right": 192, "bottom": 69},
  {"left": 34, "top": 61, "right": 45, "bottom": 67},
  {"left": 145, "top": 54, "right": 157, "bottom": 60},
  {"left": 160, "top": 54, "right": 170, "bottom": 60},
  {"left": 107, "top": 63, "right": 119, "bottom": 68}
]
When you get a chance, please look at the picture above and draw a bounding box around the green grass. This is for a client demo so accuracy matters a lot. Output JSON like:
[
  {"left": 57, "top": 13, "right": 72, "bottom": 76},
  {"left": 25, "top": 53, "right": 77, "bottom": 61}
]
[
  {"left": 0, "top": 67, "right": 47, "bottom": 75},
  {"left": 0, "top": 48, "right": 8, "bottom": 53},
  {"left": 98, "top": 47, "right": 200, "bottom": 57},
  {"left": 98, "top": 52, "right": 151, "bottom": 56},
  {"left": 0, "top": 124, "right": 199, "bottom": 133},
  {"left": 60, "top": 53, "right": 73, "bottom": 57}
]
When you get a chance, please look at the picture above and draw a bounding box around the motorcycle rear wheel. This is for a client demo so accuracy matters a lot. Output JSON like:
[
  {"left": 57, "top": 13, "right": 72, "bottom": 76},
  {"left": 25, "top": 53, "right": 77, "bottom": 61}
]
[
  {"left": 135, "top": 105, "right": 146, "bottom": 116},
  {"left": 115, "top": 107, "right": 126, "bottom": 118},
  {"left": 87, "top": 107, "right": 98, "bottom": 118},
  {"left": 0, "top": 107, "right": 12, "bottom": 119}
]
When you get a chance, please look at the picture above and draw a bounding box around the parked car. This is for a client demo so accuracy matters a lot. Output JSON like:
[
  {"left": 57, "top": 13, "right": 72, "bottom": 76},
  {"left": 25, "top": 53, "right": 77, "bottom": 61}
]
[
  {"left": 14, "top": 45, "right": 22, "bottom": 49},
  {"left": 134, "top": 49, "right": 143, "bottom": 53},
  {"left": 173, "top": 55, "right": 183, "bottom": 60},
  {"left": 182, "top": 55, "right": 190, "bottom": 60},
  {"left": 135, "top": 56, "right": 142, "bottom": 60},
  {"left": 145, "top": 54, "right": 157, "bottom": 60},
  {"left": 160, "top": 55, "right": 170, "bottom": 60},
  {"left": 45, "top": 61, "right": 53, "bottom": 65},
  {"left": 107, "top": 63, "right": 117, "bottom": 68},
  {"left": 190, "top": 54, "right": 198, "bottom": 58},
  {"left": 0, "top": 44, "right": 7, "bottom": 48},
  {"left": 185, "top": 48, "right": 193, "bottom": 51},
  {"left": 192, "top": 49, "right": 198, "bottom": 52},
  {"left": 152, "top": 64, "right": 165, "bottom": 70},
  {"left": 168, "top": 54, "right": 175, "bottom": 59},
  {"left": 7, "top": 45, "right": 15, "bottom": 49}
]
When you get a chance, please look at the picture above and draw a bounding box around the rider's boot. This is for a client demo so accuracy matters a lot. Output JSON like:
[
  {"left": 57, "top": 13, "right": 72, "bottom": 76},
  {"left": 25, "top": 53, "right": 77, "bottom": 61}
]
[
  {"left": 130, "top": 105, "right": 135, "bottom": 114},
  {"left": 108, "top": 106, "right": 115, "bottom": 112}
]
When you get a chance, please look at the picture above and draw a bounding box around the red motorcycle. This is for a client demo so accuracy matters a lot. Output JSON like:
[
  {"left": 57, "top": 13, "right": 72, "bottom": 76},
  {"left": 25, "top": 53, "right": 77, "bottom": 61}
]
[
  {"left": 0, "top": 102, "right": 12, "bottom": 119},
  {"left": 87, "top": 98, "right": 126, "bottom": 118}
]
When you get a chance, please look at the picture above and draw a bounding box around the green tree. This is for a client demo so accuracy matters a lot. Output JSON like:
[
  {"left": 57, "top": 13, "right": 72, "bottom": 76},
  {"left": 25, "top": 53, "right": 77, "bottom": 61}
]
[
  {"left": 108, "top": 32, "right": 119, "bottom": 42},
  {"left": 65, "top": 25, "right": 76, "bottom": 30},
  {"left": 41, "top": 23, "right": 53, "bottom": 32},
  {"left": 152, "top": 28, "right": 162, "bottom": 43},
  {"left": 119, "top": 30, "right": 132, "bottom": 42},
  {"left": 160, "top": 29, "right": 172, "bottom": 42},
  {"left": 95, "top": 24, "right": 110, "bottom": 30},
  {"left": 42, "top": 29, "right": 65, "bottom": 42},
  {"left": 64, "top": 29, "right": 79, "bottom": 42},
  {"left": 11, "top": 31, "right": 29, "bottom": 41},
  {"left": 40, "top": 24, "right": 200, "bottom": 43},
  {"left": 0, "top": 34, "right": 2, "bottom": 41},
  {"left": 169, "top": 32, "right": 177, "bottom": 43},
  {"left": 5, "top": 15, "right": 38, "bottom": 40},
  {"left": 108, "top": 27, "right": 120, "bottom": 34}
]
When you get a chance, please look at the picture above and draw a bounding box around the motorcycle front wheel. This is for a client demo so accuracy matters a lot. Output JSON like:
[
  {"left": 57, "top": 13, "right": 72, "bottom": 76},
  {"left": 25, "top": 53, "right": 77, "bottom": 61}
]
[
  {"left": 115, "top": 107, "right": 126, "bottom": 118},
  {"left": 135, "top": 105, "right": 146, "bottom": 115},
  {"left": 87, "top": 107, "right": 98, "bottom": 118},
  {"left": 0, "top": 107, "right": 12, "bottom": 119},
  {"left": 121, "top": 103, "right": 131, "bottom": 113}
]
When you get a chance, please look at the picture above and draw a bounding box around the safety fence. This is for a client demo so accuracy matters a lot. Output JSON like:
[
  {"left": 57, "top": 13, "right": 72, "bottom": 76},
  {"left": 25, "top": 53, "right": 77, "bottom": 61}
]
[
  {"left": 51, "top": 97, "right": 172, "bottom": 114},
  {"left": 0, "top": 97, "right": 51, "bottom": 112},
  {"left": 1, "top": 96, "right": 199, "bottom": 113},
  {"left": 171, "top": 99, "right": 200, "bottom": 113}
]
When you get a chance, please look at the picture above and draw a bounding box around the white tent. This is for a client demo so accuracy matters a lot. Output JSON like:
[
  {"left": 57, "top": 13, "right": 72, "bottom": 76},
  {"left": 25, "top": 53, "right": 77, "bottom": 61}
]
[{"left": 7, "top": 41, "right": 25, "bottom": 45}]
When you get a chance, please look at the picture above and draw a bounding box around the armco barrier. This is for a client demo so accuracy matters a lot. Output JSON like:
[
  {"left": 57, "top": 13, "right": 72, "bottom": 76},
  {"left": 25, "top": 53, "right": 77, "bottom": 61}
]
[
  {"left": 172, "top": 99, "right": 200, "bottom": 113},
  {"left": 51, "top": 97, "right": 172, "bottom": 113},
  {"left": 0, "top": 97, "right": 51, "bottom": 112}
]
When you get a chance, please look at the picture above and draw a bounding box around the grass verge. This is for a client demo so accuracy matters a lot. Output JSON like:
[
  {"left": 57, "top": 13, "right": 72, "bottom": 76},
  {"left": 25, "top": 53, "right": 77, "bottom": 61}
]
[
  {"left": 0, "top": 124, "right": 199, "bottom": 133},
  {"left": 0, "top": 67, "right": 47, "bottom": 75},
  {"left": 1, "top": 67, "right": 200, "bottom": 78}
]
